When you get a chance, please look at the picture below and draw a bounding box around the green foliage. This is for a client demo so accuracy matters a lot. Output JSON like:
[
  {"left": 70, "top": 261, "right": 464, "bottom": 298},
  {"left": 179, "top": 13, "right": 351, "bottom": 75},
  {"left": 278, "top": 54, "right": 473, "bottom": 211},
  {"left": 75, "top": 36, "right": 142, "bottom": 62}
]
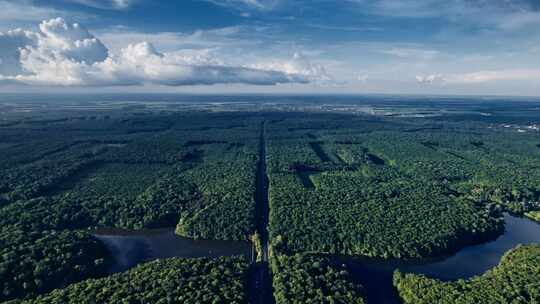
[
  {"left": 394, "top": 244, "right": 540, "bottom": 304},
  {"left": 271, "top": 254, "right": 365, "bottom": 304},
  {"left": 176, "top": 148, "right": 258, "bottom": 241},
  {"left": 265, "top": 115, "right": 540, "bottom": 259},
  {"left": 269, "top": 168, "right": 501, "bottom": 258},
  {"left": 14, "top": 256, "right": 249, "bottom": 304},
  {"left": 53, "top": 163, "right": 168, "bottom": 229},
  {"left": 0, "top": 163, "right": 171, "bottom": 231},
  {"left": 0, "top": 112, "right": 261, "bottom": 303},
  {"left": 0, "top": 227, "right": 110, "bottom": 301},
  {"left": 251, "top": 233, "right": 263, "bottom": 262},
  {"left": 2, "top": 106, "right": 540, "bottom": 303},
  {"left": 0, "top": 114, "right": 260, "bottom": 239},
  {"left": 0, "top": 155, "right": 98, "bottom": 202},
  {"left": 525, "top": 211, "right": 540, "bottom": 223}
]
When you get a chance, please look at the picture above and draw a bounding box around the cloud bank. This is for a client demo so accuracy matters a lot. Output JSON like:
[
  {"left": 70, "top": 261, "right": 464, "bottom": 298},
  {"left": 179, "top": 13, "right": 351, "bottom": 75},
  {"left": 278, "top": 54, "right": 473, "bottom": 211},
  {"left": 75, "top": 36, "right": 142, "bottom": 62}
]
[
  {"left": 250, "top": 52, "right": 331, "bottom": 83},
  {"left": 417, "top": 69, "right": 540, "bottom": 84},
  {"left": 0, "top": 18, "right": 314, "bottom": 87}
]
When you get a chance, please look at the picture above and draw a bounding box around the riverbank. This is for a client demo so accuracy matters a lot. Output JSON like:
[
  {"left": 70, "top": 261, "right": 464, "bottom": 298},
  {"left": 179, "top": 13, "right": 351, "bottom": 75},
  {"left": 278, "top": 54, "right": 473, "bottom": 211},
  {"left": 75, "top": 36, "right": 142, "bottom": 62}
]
[
  {"left": 336, "top": 214, "right": 540, "bottom": 304},
  {"left": 93, "top": 229, "right": 251, "bottom": 274}
]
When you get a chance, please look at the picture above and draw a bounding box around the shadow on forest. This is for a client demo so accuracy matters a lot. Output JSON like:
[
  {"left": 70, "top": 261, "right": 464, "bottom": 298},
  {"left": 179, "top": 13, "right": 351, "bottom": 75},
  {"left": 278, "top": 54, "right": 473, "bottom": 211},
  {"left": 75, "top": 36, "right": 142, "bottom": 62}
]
[{"left": 309, "top": 142, "right": 331, "bottom": 162}]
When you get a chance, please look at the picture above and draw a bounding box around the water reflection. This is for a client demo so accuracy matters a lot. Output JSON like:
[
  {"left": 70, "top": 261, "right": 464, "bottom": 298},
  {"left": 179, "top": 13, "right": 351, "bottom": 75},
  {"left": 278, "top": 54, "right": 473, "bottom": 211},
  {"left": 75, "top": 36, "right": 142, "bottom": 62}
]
[
  {"left": 92, "top": 215, "right": 540, "bottom": 304},
  {"left": 341, "top": 214, "right": 540, "bottom": 304},
  {"left": 93, "top": 229, "right": 252, "bottom": 274},
  {"left": 404, "top": 214, "right": 540, "bottom": 280}
]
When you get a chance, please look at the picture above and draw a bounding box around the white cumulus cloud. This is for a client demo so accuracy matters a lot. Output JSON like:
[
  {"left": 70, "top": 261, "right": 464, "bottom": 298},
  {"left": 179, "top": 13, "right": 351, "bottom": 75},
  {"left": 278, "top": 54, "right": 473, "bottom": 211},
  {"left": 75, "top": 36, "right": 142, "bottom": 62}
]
[
  {"left": 250, "top": 52, "right": 331, "bottom": 83},
  {"left": 0, "top": 29, "right": 39, "bottom": 75},
  {"left": 0, "top": 18, "right": 315, "bottom": 87}
]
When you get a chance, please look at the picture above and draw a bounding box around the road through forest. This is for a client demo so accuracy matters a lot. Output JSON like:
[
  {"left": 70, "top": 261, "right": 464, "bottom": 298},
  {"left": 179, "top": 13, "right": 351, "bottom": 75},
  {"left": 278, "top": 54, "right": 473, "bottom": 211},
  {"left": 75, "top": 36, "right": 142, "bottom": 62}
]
[{"left": 248, "top": 121, "right": 275, "bottom": 304}]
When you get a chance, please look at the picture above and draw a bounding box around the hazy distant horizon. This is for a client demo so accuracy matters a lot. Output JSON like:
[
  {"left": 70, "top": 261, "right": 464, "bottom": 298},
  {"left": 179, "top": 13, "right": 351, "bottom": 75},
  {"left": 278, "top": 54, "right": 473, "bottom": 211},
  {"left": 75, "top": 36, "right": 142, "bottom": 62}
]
[{"left": 2, "top": 92, "right": 540, "bottom": 103}]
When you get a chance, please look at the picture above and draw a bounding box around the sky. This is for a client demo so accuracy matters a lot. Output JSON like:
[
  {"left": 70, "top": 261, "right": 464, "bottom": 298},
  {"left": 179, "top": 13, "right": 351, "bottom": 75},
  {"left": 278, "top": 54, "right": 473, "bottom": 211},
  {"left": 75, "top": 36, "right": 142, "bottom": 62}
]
[{"left": 0, "top": 0, "right": 540, "bottom": 96}]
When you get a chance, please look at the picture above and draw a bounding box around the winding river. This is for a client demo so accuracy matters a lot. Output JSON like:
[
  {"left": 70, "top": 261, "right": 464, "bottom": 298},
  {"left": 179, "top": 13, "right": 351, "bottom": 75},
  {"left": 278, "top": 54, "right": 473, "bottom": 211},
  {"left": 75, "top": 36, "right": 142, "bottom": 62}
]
[
  {"left": 94, "top": 214, "right": 540, "bottom": 304},
  {"left": 340, "top": 214, "right": 540, "bottom": 304}
]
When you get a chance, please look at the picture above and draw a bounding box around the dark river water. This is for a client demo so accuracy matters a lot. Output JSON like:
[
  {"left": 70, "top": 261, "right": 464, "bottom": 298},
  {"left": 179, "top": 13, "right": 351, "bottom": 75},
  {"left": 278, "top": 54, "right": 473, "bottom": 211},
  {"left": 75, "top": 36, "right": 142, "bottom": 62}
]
[
  {"left": 93, "top": 214, "right": 540, "bottom": 304},
  {"left": 93, "top": 229, "right": 252, "bottom": 274},
  {"left": 340, "top": 214, "right": 540, "bottom": 304}
]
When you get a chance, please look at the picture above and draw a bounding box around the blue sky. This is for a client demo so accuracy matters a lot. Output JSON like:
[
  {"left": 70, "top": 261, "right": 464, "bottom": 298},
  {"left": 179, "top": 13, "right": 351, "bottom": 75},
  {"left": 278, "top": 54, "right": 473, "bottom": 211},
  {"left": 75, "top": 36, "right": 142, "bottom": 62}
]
[{"left": 1, "top": 0, "right": 540, "bottom": 95}]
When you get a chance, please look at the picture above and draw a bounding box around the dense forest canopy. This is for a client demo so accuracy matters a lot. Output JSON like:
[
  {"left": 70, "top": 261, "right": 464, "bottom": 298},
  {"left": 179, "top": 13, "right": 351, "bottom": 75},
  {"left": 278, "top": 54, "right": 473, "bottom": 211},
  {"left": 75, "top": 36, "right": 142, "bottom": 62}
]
[
  {"left": 266, "top": 115, "right": 540, "bottom": 259},
  {"left": 394, "top": 245, "right": 540, "bottom": 304},
  {"left": 271, "top": 254, "right": 366, "bottom": 304},
  {"left": 0, "top": 112, "right": 261, "bottom": 301},
  {"left": 11, "top": 257, "right": 249, "bottom": 304},
  {"left": 1, "top": 99, "right": 539, "bottom": 303},
  {"left": 0, "top": 228, "right": 110, "bottom": 302}
]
